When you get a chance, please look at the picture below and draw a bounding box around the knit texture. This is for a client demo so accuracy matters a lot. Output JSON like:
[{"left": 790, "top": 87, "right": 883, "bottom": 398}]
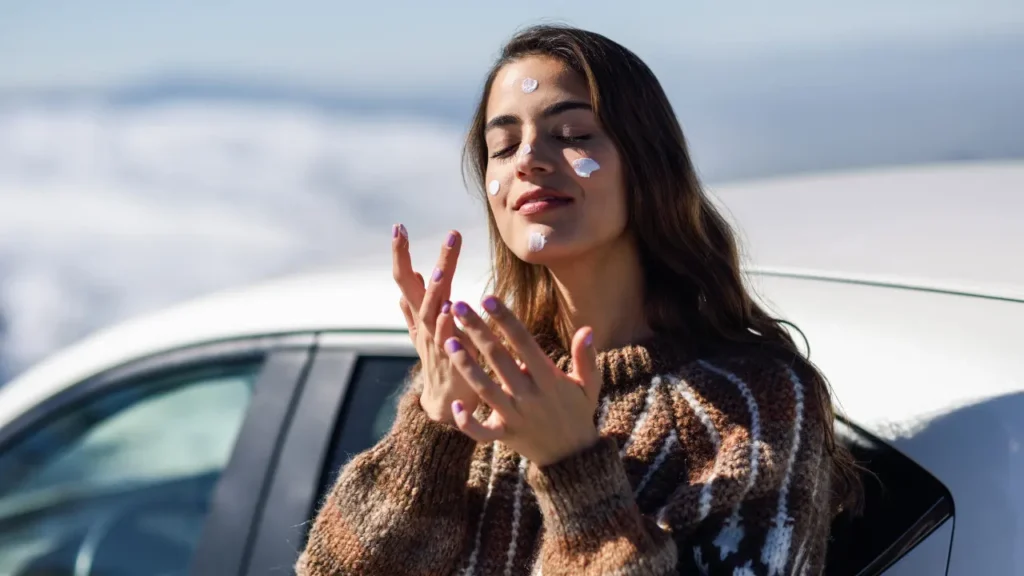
[{"left": 297, "top": 335, "right": 835, "bottom": 575}]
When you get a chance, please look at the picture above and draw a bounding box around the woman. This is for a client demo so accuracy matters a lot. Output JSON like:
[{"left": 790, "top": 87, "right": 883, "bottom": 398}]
[{"left": 297, "top": 25, "right": 856, "bottom": 576}]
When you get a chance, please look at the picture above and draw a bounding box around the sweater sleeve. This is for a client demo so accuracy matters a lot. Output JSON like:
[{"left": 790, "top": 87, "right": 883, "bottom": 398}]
[
  {"left": 296, "top": 378, "right": 479, "bottom": 576},
  {"left": 525, "top": 357, "right": 832, "bottom": 575}
]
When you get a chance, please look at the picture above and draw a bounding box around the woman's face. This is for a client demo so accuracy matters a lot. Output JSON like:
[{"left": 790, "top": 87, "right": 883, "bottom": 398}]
[{"left": 483, "top": 55, "right": 628, "bottom": 265}]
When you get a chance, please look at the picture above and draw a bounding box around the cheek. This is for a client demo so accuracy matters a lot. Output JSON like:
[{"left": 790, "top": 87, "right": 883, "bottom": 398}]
[{"left": 581, "top": 156, "right": 629, "bottom": 228}]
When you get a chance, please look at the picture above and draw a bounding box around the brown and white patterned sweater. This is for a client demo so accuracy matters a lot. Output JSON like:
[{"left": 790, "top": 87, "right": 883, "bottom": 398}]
[{"left": 297, "top": 336, "right": 836, "bottom": 575}]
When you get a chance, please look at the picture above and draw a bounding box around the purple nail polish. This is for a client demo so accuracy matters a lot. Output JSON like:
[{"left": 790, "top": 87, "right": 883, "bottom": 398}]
[
  {"left": 392, "top": 224, "right": 399, "bottom": 238},
  {"left": 584, "top": 331, "right": 594, "bottom": 347},
  {"left": 453, "top": 400, "right": 464, "bottom": 415},
  {"left": 399, "top": 224, "right": 408, "bottom": 239},
  {"left": 445, "top": 338, "right": 463, "bottom": 354},
  {"left": 482, "top": 296, "right": 499, "bottom": 313},
  {"left": 447, "top": 232, "right": 457, "bottom": 248},
  {"left": 431, "top": 268, "right": 443, "bottom": 282},
  {"left": 452, "top": 301, "right": 470, "bottom": 317},
  {"left": 441, "top": 301, "right": 451, "bottom": 315}
]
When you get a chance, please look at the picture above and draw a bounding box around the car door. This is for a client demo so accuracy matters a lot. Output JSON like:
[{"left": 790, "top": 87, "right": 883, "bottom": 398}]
[
  {"left": 243, "top": 332, "right": 415, "bottom": 575},
  {"left": 244, "top": 331, "right": 957, "bottom": 576},
  {"left": 0, "top": 334, "right": 315, "bottom": 576}
]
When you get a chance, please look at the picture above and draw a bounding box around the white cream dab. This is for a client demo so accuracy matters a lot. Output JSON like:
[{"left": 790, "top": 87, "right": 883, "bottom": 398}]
[
  {"left": 488, "top": 179, "right": 500, "bottom": 196},
  {"left": 572, "top": 157, "right": 601, "bottom": 178},
  {"left": 518, "top": 143, "right": 532, "bottom": 157},
  {"left": 521, "top": 77, "right": 539, "bottom": 93},
  {"left": 527, "top": 231, "right": 547, "bottom": 252}
]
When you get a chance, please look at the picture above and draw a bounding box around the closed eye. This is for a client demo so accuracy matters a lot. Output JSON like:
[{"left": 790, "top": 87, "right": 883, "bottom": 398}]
[
  {"left": 489, "top": 144, "right": 519, "bottom": 159},
  {"left": 559, "top": 134, "right": 592, "bottom": 144}
]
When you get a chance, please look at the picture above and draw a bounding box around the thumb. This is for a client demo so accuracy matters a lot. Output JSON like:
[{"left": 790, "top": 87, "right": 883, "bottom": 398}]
[{"left": 570, "top": 327, "right": 602, "bottom": 404}]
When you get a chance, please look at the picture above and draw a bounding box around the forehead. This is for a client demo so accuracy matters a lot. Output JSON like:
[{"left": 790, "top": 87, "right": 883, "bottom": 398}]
[{"left": 487, "top": 55, "right": 590, "bottom": 115}]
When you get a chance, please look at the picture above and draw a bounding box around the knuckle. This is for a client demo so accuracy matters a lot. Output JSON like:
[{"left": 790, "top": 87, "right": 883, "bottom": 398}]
[
  {"left": 433, "top": 332, "right": 448, "bottom": 349},
  {"left": 479, "top": 341, "right": 503, "bottom": 360}
]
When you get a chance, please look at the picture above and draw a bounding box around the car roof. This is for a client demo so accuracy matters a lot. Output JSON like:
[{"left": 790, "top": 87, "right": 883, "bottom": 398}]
[
  {"left": 709, "top": 159, "right": 1024, "bottom": 299},
  {"left": 2, "top": 160, "right": 1021, "bottom": 431}
]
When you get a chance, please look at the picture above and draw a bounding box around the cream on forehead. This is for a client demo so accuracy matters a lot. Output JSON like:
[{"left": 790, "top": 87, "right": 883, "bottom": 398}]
[
  {"left": 527, "top": 230, "right": 547, "bottom": 252},
  {"left": 488, "top": 179, "right": 500, "bottom": 196},
  {"left": 521, "top": 77, "right": 539, "bottom": 93},
  {"left": 572, "top": 157, "right": 601, "bottom": 178}
]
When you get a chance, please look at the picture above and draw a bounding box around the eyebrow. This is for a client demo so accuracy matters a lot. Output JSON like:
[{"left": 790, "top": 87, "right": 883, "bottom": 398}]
[{"left": 484, "top": 100, "right": 592, "bottom": 132}]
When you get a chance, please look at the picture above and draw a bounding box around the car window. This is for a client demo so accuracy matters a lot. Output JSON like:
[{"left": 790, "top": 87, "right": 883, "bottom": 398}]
[
  {"left": 825, "top": 419, "right": 954, "bottom": 575},
  {"left": 317, "top": 355, "right": 416, "bottom": 498},
  {"left": 0, "top": 359, "right": 262, "bottom": 576}
]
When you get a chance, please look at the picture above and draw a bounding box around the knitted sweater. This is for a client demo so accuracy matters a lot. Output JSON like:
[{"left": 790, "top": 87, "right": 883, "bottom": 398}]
[{"left": 297, "top": 336, "right": 835, "bottom": 575}]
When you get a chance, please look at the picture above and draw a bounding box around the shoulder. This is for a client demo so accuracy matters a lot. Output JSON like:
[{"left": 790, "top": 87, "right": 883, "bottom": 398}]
[{"left": 669, "top": 348, "right": 829, "bottom": 436}]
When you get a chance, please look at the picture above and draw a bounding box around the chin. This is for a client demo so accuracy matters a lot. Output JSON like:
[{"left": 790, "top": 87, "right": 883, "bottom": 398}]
[{"left": 511, "top": 235, "right": 581, "bottom": 265}]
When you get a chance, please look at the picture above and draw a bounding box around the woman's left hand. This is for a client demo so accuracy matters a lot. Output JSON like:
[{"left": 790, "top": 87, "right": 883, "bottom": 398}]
[{"left": 444, "top": 296, "right": 602, "bottom": 467}]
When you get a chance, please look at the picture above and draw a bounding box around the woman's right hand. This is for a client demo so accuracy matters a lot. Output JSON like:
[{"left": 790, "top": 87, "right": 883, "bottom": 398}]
[{"left": 392, "top": 224, "right": 480, "bottom": 424}]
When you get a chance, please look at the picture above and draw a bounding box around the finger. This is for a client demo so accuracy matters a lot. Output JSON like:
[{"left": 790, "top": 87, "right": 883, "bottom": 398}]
[
  {"left": 452, "top": 400, "right": 504, "bottom": 443},
  {"left": 434, "top": 301, "right": 455, "bottom": 347},
  {"left": 392, "top": 223, "right": 425, "bottom": 309},
  {"left": 443, "top": 336, "right": 516, "bottom": 416},
  {"left": 479, "top": 295, "right": 555, "bottom": 377},
  {"left": 450, "top": 301, "right": 529, "bottom": 396},
  {"left": 419, "top": 230, "right": 462, "bottom": 333},
  {"left": 570, "top": 327, "right": 602, "bottom": 404},
  {"left": 415, "top": 272, "right": 425, "bottom": 289},
  {"left": 399, "top": 297, "right": 417, "bottom": 343}
]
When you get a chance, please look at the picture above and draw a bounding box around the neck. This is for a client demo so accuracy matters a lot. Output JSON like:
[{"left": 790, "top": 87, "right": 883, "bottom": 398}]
[{"left": 546, "top": 235, "right": 652, "bottom": 350}]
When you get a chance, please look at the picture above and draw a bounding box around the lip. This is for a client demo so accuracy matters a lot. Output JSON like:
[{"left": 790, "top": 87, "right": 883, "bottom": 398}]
[{"left": 512, "top": 187, "right": 574, "bottom": 211}]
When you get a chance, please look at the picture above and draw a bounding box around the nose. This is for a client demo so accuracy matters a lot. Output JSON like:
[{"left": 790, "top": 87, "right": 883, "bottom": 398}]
[{"left": 514, "top": 135, "right": 555, "bottom": 178}]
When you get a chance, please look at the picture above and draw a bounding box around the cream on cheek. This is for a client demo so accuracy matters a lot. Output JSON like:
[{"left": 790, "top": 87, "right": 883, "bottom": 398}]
[{"left": 571, "top": 157, "right": 601, "bottom": 178}]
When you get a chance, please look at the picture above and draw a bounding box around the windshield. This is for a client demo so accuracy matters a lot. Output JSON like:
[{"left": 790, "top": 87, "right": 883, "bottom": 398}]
[{"left": 0, "top": 1, "right": 1022, "bottom": 379}]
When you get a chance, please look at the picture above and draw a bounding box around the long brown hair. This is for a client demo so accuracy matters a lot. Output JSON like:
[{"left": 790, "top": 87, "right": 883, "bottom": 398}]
[{"left": 462, "top": 24, "right": 859, "bottom": 511}]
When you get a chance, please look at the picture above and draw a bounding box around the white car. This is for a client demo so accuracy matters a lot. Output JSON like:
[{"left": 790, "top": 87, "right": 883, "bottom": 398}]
[{"left": 0, "top": 161, "right": 1020, "bottom": 575}]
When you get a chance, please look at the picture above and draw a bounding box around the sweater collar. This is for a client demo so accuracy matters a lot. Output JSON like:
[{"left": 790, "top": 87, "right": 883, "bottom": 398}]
[{"left": 541, "top": 331, "right": 694, "bottom": 393}]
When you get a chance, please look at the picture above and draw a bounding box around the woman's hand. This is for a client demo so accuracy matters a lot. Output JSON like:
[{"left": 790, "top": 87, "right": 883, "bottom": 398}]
[
  {"left": 443, "top": 296, "right": 602, "bottom": 467},
  {"left": 392, "top": 225, "right": 480, "bottom": 424}
]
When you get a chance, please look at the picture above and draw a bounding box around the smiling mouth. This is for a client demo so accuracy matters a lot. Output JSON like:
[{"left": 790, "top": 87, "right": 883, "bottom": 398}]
[{"left": 517, "top": 196, "right": 573, "bottom": 215}]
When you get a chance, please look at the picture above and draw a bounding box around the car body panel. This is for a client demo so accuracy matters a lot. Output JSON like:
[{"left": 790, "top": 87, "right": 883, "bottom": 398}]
[
  {"left": 753, "top": 273, "right": 1023, "bottom": 574},
  {"left": 708, "top": 160, "right": 1024, "bottom": 292}
]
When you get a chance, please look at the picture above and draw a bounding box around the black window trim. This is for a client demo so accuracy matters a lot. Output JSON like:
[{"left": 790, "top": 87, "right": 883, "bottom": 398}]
[
  {"left": 189, "top": 335, "right": 317, "bottom": 576},
  {"left": 0, "top": 333, "right": 317, "bottom": 576},
  {"left": 242, "top": 335, "right": 414, "bottom": 575},
  {"left": 830, "top": 416, "right": 955, "bottom": 576}
]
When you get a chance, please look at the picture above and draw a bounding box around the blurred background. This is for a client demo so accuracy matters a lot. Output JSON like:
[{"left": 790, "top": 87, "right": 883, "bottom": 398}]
[{"left": 1, "top": 0, "right": 1022, "bottom": 384}]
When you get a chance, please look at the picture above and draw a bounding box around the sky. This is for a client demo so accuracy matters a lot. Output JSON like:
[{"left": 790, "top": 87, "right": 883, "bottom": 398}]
[
  {"left": 1, "top": 0, "right": 1022, "bottom": 91},
  {"left": 0, "top": 0, "right": 1022, "bottom": 380}
]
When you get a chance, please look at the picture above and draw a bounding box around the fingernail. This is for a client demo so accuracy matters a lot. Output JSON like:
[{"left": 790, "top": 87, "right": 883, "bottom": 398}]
[
  {"left": 441, "top": 301, "right": 451, "bottom": 315},
  {"left": 445, "top": 338, "right": 463, "bottom": 354},
  {"left": 399, "top": 224, "right": 408, "bottom": 239},
  {"left": 481, "top": 296, "right": 499, "bottom": 313},
  {"left": 453, "top": 400, "right": 464, "bottom": 415},
  {"left": 392, "top": 224, "right": 399, "bottom": 238},
  {"left": 584, "top": 331, "right": 594, "bottom": 347},
  {"left": 431, "top": 268, "right": 443, "bottom": 282},
  {"left": 447, "top": 232, "right": 457, "bottom": 248},
  {"left": 452, "top": 301, "right": 470, "bottom": 317}
]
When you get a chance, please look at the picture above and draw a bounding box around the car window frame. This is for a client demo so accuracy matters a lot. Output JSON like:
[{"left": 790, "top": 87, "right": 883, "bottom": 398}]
[
  {"left": 0, "top": 333, "right": 317, "bottom": 576},
  {"left": 243, "top": 332, "right": 413, "bottom": 576}
]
